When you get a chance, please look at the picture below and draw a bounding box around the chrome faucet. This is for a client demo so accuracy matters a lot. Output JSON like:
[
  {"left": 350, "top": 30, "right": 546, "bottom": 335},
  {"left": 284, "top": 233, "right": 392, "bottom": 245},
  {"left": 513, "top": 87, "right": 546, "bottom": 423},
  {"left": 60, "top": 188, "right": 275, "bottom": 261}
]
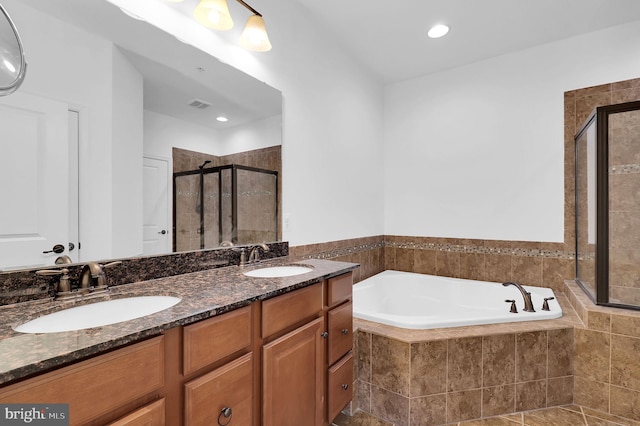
[
  {"left": 503, "top": 281, "right": 535, "bottom": 312},
  {"left": 248, "top": 243, "right": 270, "bottom": 263},
  {"left": 80, "top": 261, "right": 121, "bottom": 292}
]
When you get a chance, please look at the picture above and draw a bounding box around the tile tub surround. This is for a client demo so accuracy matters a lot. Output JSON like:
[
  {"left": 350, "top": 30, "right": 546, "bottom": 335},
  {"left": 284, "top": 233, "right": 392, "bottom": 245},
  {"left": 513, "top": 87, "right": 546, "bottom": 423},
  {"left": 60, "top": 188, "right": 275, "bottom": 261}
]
[
  {"left": 565, "top": 279, "right": 640, "bottom": 422},
  {"left": 0, "top": 241, "right": 288, "bottom": 306},
  {"left": 0, "top": 257, "right": 357, "bottom": 385},
  {"left": 351, "top": 293, "right": 580, "bottom": 426},
  {"left": 290, "top": 235, "right": 574, "bottom": 294}
]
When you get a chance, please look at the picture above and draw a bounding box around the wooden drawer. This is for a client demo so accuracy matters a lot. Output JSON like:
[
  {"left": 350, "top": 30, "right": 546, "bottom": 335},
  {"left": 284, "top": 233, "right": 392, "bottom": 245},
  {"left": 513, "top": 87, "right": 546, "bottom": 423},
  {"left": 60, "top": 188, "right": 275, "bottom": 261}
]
[
  {"left": 184, "top": 352, "right": 253, "bottom": 426},
  {"left": 327, "top": 301, "right": 353, "bottom": 366},
  {"left": 183, "top": 305, "right": 252, "bottom": 375},
  {"left": 0, "top": 337, "right": 164, "bottom": 426},
  {"left": 327, "top": 272, "right": 352, "bottom": 307},
  {"left": 327, "top": 352, "right": 353, "bottom": 423},
  {"left": 108, "top": 398, "right": 165, "bottom": 426},
  {"left": 262, "top": 283, "right": 323, "bottom": 338}
]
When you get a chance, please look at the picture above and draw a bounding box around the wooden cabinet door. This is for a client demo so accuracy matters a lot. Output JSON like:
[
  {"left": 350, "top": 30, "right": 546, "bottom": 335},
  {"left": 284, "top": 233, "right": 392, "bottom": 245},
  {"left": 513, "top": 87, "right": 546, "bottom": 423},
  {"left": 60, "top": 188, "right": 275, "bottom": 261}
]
[
  {"left": 108, "top": 399, "right": 165, "bottom": 426},
  {"left": 327, "top": 301, "right": 353, "bottom": 366},
  {"left": 184, "top": 352, "right": 253, "bottom": 426},
  {"left": 327, "top": 353, "right": 353, "bottom": 423},
  {"left": 262, "top": 317, "right": 324, "bottom": 426}
]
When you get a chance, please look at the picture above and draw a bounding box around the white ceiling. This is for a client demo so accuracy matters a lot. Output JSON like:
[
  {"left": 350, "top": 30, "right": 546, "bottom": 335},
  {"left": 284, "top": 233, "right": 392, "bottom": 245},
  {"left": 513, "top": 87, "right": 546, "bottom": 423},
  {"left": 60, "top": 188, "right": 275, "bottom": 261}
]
[{"left": 293, "top": 0, "right": 640, "bottom": 83}]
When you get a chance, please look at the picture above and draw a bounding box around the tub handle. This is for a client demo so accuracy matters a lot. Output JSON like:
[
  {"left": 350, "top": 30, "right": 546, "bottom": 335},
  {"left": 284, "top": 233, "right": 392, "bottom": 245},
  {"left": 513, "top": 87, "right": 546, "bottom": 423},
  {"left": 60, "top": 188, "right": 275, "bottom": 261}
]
[
  {"left": 341, "top": 328, "right": 349, "bottom": 335},
  {"left": 505, "top": 299, "right": 518, "bottom": 313},
  {"left": 542, "top": 297, "right": 555, "bottom": 311}
]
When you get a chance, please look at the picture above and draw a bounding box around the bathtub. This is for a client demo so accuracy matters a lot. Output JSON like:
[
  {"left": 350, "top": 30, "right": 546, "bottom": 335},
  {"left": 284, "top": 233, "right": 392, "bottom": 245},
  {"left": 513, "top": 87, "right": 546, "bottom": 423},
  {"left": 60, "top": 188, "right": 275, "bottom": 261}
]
[{"left": 353, "top": 270, "right": 562, "bottom": 329}]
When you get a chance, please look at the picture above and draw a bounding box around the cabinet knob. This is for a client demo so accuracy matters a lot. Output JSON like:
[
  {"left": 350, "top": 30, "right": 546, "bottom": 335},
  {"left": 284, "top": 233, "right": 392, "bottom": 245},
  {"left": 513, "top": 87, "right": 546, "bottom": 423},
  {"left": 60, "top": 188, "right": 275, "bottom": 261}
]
[
  {"left": 341, "top": 384, "right": 349, "bottom": 391},
  {"left": 218, "top": 407, "right": 232, "bottom": 425},
  {"left": 341, "top": 328, "right": 349, "bottom": 335},
  {"left": 320, "top": 332, "right": 328, "bottom": 338}
]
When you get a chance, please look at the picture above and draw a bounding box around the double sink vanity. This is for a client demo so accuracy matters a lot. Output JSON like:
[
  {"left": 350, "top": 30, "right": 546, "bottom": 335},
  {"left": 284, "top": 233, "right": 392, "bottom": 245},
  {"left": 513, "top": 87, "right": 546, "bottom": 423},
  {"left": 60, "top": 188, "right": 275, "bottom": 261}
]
[{"left": 0, "top": 256, "right": 358, "bottom": 425}]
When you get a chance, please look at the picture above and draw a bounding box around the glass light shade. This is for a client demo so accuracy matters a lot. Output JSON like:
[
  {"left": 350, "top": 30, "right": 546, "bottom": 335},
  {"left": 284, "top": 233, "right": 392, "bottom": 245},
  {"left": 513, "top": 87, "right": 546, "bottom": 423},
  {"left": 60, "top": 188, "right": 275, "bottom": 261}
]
[
  {"left": 239, "top": 15, "right": 272, "bottom": 52},
  {"left": 194, "top": 0, "right": 234, "bottom": 31}
]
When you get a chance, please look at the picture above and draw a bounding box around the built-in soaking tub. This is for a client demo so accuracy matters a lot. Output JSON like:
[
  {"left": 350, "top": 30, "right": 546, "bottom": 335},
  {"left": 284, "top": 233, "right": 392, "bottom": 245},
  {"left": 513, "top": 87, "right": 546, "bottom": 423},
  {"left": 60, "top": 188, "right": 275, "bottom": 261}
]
[{"left": 353, "top": 270, "right": 562, "bottom": 329}]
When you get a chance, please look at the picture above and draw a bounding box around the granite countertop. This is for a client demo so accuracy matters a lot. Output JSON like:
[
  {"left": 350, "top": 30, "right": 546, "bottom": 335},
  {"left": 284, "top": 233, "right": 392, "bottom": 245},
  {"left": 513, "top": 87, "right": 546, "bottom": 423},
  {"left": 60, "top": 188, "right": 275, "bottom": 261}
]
[{"left": 0, "top": 257, "right": 358, "bottom": 386}]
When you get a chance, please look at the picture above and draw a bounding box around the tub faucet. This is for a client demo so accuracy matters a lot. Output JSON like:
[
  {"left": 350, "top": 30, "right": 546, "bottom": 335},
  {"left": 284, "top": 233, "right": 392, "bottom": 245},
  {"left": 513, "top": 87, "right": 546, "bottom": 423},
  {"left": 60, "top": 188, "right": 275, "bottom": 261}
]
[{"left": 502, "top": 281, "right": 535, "bottom": 312}]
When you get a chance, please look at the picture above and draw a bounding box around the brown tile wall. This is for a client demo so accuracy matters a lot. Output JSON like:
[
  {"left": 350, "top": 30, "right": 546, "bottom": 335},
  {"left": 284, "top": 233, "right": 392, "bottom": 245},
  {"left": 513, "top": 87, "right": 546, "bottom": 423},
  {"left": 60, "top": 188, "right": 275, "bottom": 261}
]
[
  {"left": 354, "top": 328, "right": 573, "bottom": 426},
  {"left": 567, "top": 280, "right": 640, "bottom": 422},
  {"left": 384, "top": 236, "right": 573, "bottom": 293},
  {"left": 289, "top": 236, "right": 385, "bottom": 284}
]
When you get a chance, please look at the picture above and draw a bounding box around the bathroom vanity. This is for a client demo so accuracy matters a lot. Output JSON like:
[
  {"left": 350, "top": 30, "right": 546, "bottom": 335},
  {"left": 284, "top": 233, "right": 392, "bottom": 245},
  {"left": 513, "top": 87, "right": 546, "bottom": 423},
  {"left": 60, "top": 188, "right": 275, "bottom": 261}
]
[{"left": 0, "top": 258, "right": 357, "bottom": 425}]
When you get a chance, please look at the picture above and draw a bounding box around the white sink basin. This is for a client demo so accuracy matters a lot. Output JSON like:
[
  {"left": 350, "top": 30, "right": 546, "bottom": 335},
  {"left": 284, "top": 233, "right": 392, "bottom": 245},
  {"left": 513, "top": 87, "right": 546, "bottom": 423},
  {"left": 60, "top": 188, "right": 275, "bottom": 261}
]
[
  {"left": 243, "top": 265, "right": 313, "bottom": 278},
  {"left": 14, "top": 296, "right": 181, "bottom": 334}
]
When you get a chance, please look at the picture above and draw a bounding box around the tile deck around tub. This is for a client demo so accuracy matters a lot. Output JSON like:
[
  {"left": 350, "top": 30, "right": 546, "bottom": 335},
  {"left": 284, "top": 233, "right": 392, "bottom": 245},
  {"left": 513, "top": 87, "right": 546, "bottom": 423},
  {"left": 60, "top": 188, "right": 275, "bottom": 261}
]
[
  {"left": 333, "top": 405, "right": 640, "bottom": 426},
  {"left": 353, "top": 292, "right": 582, "bottom": 343}
]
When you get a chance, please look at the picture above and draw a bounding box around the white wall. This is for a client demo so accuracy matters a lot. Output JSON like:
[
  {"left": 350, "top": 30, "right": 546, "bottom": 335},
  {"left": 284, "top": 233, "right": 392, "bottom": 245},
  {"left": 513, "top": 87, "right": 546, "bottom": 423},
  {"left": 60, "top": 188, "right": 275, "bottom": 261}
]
[
  {"left": 112, "top": 46, "right": 144, "bottom": 257},
  {"left": 143, "top": 111, "right": 281, "bottom": 159},
  {"left": 218, "top": 115, "right": 282, "bottom": 156},
  {"left": 143, "top": 110, "right": 221, "bottom": 159},
  {"left": 383, "top": 20, "right": 640, "bottom": 243}
]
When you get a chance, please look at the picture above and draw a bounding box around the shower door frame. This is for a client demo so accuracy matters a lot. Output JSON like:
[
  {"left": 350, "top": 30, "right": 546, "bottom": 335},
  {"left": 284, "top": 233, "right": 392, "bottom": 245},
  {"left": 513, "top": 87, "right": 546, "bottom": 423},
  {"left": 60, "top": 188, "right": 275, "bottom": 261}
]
[
  {"left": 172, "top": 164, "right": 278, "bottom": 251},
  {"left": 574, "top": 100, "right": 640, "bottom": 310}
]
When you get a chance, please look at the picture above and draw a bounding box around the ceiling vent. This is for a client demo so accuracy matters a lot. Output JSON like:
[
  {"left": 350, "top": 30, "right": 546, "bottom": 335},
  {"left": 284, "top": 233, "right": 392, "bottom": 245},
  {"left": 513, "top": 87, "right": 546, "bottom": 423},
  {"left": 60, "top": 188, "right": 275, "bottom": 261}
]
[{"left": 188, "top": 99, "right": 212, "bottom": 109}]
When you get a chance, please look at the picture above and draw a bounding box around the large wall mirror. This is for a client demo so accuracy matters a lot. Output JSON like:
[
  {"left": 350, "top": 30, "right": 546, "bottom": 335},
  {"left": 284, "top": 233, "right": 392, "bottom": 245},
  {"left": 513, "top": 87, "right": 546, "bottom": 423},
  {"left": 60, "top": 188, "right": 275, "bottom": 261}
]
[{"left": 0, "top": 0, "right": 282, "bottom": 271}]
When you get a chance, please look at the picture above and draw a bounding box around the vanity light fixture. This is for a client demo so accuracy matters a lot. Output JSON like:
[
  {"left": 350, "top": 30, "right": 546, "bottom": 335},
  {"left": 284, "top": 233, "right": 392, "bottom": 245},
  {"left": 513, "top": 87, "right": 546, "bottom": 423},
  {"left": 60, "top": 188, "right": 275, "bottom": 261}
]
[
  {"left": 194, "top": 0, "right": 234, "bottom": 30},
  {"left": 427, "top": 24, "right": 450, "bottom": 39},
  {"left": 192, "top": 0, "right": 272, "bottom": 51}
]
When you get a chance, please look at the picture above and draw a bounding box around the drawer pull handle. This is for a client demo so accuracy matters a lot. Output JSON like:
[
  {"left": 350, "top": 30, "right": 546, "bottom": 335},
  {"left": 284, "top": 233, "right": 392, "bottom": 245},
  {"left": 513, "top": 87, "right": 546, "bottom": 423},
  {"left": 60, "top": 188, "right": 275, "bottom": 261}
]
[
  {"left": 341, "top": 328, "right": 349, "bottom": 335},
  {"left": 218, "top": 407, "right": 232, "bottom": 426},
  {"left": 321, "top": 332, "right": 328, "bottom": 338},
  {"left": 341, "top": 384, "right": 349, "bottom": 391}
]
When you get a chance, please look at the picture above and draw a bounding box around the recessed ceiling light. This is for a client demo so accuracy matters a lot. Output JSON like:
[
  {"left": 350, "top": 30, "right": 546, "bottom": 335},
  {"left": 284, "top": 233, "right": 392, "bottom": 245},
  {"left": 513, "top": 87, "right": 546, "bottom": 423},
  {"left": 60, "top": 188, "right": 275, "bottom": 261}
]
[
  {"left": 428, "top": 24, "right": 450, "bottom": 39},
  {"left": 216, "top": 115, "right": 228, "bottom": 122}
]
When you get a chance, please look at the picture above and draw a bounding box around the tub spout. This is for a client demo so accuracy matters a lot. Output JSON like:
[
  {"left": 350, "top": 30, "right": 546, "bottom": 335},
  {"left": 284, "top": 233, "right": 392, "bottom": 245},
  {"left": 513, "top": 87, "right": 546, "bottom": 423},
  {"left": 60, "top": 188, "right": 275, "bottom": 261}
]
[{"left": 502, "top": 281, "right": 535, "bottom": 312}]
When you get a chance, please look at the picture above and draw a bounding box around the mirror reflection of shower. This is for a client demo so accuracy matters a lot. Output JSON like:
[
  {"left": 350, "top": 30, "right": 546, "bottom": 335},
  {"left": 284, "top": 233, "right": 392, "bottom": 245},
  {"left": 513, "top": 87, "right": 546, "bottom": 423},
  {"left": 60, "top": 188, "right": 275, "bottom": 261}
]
[{"left": 174, "top": 164, "right": 278, "bottom": 252}]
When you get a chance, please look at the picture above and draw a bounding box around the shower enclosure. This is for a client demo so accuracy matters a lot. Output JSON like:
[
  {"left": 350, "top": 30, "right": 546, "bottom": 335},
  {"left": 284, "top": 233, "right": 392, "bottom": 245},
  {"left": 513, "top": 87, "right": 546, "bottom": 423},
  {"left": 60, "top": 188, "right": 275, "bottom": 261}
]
[
  {"left": 575, "top": 100, "right": 640, "bottom": 309},
  {"left": 173, "top": 164, "right": 278, "bottom": 252}
]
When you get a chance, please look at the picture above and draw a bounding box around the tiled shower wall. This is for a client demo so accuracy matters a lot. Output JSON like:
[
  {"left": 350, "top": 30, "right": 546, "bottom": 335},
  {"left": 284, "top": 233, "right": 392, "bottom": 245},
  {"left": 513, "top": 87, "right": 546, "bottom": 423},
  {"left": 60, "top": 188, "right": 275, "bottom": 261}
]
[{"left": 565, "top": 77, "right": 640, "bottom": 422}]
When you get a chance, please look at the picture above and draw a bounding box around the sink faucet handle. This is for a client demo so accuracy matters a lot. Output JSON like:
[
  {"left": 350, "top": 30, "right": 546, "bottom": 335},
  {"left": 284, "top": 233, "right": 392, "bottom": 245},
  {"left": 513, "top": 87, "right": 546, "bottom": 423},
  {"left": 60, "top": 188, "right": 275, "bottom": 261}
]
[
  {"left": 542, "top": 297, "right": 555, "bottom": 311},
  {"left": 101, "top": 261, "right": 122, "bottom": 269},
  {"left": 36, "top": 268, "right": 71, "bottom": 294},
  {"left": 505, "top": 299, "right": 518, "bottom": 313}
]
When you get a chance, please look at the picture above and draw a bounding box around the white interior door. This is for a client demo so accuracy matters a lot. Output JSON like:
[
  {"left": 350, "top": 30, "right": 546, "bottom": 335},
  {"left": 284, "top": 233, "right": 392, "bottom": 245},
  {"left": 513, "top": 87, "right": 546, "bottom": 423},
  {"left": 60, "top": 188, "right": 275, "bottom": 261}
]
[
  {"left": 143, "top": 156, "right": 170, "bottom": 255},
  {"left": 0, "top": 92, "right": 69, "bottom": 270}
]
